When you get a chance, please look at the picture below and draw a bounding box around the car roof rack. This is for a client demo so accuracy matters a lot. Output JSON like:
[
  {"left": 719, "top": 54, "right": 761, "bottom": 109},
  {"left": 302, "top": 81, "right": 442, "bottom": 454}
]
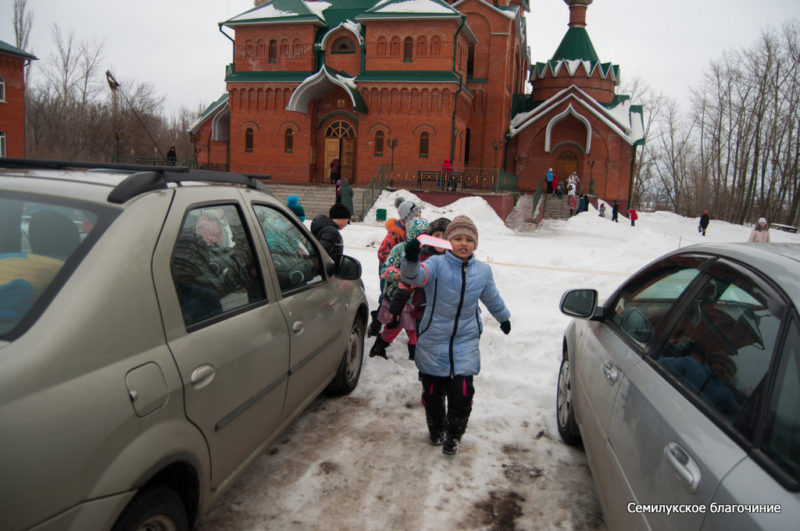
[{"left": 0, "top": 157, "right": 272, "bottom": 204}]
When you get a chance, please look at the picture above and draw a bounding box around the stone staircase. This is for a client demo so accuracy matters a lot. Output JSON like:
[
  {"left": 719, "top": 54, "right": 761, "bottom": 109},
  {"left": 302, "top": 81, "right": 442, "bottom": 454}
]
[
  {"left": 542, "top": 193, "right": 572, "bottom": 220},
  {"left": 264, "top": 183, "right": 372, "bottom": 221}
]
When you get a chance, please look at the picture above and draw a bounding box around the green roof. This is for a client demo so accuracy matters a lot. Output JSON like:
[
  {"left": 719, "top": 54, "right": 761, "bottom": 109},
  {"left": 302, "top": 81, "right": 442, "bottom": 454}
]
[
  {"left": 355, "top": 70, "right": 460, "bottom": 83},
  {"left": 0, "top": 40, "right": 37, "bottom": 60},
  {"left": 551, "top": 27, "right": 599, "bottom": 62},
  {"left": 225, "top": 70, "right": 315, "bottom": 83}
]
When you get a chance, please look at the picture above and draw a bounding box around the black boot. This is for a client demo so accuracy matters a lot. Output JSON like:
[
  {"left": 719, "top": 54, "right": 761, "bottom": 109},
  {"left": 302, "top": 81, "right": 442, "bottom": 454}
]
[
  {"left": 369, "top": 336, "right": 390, "bottom": 359},
  {"left": 425, "top": 400, "right": 446, "bottom": 446},
  {"left": 367, "top": 311, "right": 381, "bottom": 337},
  {"left": 407, "top": 343, "right": 416, "bottom": 361}
]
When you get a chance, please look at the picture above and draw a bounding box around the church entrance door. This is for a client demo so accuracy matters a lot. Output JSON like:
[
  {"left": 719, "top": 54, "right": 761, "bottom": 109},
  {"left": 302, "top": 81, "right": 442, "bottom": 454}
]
[
  {"left": 556, "top": 150, "right": 579, "bottom": 189},
  {"left": 324, "top": 121, "right": 356, "bottom": 184}
]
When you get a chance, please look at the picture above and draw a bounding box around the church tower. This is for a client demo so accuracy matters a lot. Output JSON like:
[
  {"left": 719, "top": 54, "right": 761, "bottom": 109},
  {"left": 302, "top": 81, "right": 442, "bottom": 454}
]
[{"left": 508, "top": 0, "right": 644, "bottom": 209}]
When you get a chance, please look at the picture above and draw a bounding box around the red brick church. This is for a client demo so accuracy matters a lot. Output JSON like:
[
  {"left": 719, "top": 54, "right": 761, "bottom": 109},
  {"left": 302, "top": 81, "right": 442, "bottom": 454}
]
[
  {"left": 509, "top": 0, "right": 644, "bottom": 210},
  {"left": 189, "top": 0, "right": 643, "bottom": 208}
]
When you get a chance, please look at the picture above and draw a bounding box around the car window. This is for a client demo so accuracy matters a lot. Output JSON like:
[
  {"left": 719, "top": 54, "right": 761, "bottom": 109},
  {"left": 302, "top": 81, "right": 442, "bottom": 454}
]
[
  {"left": 0, "top": 196, "right": 103, "bottom": 337},
  {"left": 171, "top": 204, "right": 266, "bottom": 328},
  {"left": 610, "top": 256, "right": 705, "bottom": 349},
  {"left": 658, "top": 261, "right": 785, "bottom": 424},
  {"left": 763, "top": 317, "right": 800, "bottom": 482},
  {"left": 252, "top": 204, "right": 323, "bottom": 294}
]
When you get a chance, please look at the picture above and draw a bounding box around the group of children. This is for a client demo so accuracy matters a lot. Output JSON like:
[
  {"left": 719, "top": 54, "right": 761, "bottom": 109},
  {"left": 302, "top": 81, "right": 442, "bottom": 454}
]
[{"left": 366, "top": 198, "right": 511, "bottom": 455}]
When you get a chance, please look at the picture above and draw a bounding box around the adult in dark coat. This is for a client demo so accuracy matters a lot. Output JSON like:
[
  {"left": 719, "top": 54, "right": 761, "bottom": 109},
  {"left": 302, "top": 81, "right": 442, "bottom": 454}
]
[
  {"left": 166, "top": 146, "right": 177, "bottom": 165},
  {"left": 698, "top": 211, "right": 710, "bottom": 236},
  {"left": 311, "top": 204, "right": 349, "bottom": 266},
  {"left": 330, "top": 158, "right": 341, "bottom": 184},
  {"left": 339, "top": 178, "right": 354, "bottom": 221},
  {"left": 611, "top": 200, "right": 619, "bottom": 222}
]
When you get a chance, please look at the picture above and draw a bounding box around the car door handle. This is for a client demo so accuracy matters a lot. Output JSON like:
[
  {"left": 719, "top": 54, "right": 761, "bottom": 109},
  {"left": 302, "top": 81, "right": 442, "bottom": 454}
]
[
  {"left": 190, "top": 364, "right": 216, "bottom": 390},
  {"left": 292, "top": 321, "right": 304, "bottom": 334},
  {"left": 601, "top": 361, "right": 619, "bottom": 384},
  {"left": 664, "top": 442, "right": 701, "bottom": 493}
]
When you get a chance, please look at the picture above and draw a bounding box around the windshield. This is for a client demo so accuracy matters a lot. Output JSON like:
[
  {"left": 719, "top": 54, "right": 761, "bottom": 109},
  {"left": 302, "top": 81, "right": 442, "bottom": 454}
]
[{"left": 0, "top": 195, "right": 111, "bottom": 338}]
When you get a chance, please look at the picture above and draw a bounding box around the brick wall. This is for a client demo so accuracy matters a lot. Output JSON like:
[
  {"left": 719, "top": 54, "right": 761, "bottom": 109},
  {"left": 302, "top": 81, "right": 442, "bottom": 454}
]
[{"left": 0, "top": 54, "right": 27, "bottom": 157}]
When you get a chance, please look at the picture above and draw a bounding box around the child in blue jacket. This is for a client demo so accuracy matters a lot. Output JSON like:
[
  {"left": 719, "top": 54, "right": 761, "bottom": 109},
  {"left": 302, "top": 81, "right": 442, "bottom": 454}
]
[{"left": 400, "top": 216, "right": 510, "bottom": 455}]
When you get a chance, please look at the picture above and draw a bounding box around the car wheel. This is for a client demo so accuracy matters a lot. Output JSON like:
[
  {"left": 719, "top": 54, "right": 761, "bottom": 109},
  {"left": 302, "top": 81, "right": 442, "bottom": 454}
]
[
  {"left": 326, "top": 317, "right": 365, "bottom": 395},
  {"left": 112, "top": 486, "right": 188, "bottom": 531},
  {"left": 556, "top": 354, "right": 582, "bottom": 446}
]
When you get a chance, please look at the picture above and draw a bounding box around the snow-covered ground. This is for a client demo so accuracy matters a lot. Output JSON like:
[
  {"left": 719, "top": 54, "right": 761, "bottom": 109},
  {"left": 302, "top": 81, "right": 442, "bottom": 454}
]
[{"left": 196, "top": 192, "right": 799, "bottom": 530}]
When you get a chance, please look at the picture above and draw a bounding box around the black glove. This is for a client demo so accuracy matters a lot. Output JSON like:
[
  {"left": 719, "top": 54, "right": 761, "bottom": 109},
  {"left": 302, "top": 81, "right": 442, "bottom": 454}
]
[
  {"left": 386, "top": 313, "right": 401, "bottom": 329},
  {"left": 405, "top": 238, "right": 421, "bottom": 262},
  {"left": 500, "top": 320, "right": 511, "bottom": 335},
  {"left": 387, "top": 290, "right": 410, "bottom": 328}
]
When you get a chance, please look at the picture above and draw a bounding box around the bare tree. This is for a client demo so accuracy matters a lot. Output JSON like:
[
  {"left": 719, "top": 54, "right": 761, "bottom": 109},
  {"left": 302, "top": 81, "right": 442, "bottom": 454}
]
[{"left": 13, "top": 0, "right": 32, "bottom": 51}]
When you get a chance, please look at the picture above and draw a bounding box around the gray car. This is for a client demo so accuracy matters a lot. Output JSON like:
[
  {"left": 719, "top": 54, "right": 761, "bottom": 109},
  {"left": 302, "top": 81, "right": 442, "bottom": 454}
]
[
  {"left": 0, "top": 161, "right": 368, "bottom": 530},
  {"left": 557, "top": 243, "right": 800, "bottom": 530}
]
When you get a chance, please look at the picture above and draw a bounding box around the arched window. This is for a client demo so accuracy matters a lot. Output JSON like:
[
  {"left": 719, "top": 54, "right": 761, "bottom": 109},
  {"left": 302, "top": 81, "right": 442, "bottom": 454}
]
[
  {"left": 257, "top": 40, "right": 265, "bottom": 58},
  {"left": 245, "top": 40, "right": 254, "bottom": 57},
  {"left": 268, "top": 40, "right": 277, "bottom": 62},
  {"left": 467, "top": 43, "right": 475, "bottom": 77},
  {"left": 280, "top": 39, "right": 289, "bottom": 58},
  {"left": 431, "top": 36, "right": 441, "bottom": 56},
  {"left": 403, "top": 37, "right": 413, "bottom": 62},
  {"left": 292, "top": 38, "right": 302, "bottom": 56},
  {"left": 284, "top": 129, "right": 293, "bottom": 152},
  {"left": 0, "top": 76, "right": 5, "bottom": 102},
  {"left": 390, "top": 37, "right": 401, "bottom": 56},
  {"left": 419, "top": 132, "right": 429, "bottom": 158},
  {"left": 416, "top": 36, "right": 427, "bottom": 57},
  {"left": 332, "top": 37, "right": 355, "bottom": 54},
  {"left": 374, "top": 131, "right": 384, "bottom": 156},
  {"left": 377, "top": 37, "right": 387, "bottom": 57},
  {"left": 245, "top": 128, "right": 254, "bottom": 151}
]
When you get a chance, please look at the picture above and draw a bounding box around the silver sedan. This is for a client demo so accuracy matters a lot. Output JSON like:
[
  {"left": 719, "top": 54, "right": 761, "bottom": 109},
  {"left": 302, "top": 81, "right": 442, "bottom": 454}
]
[{"left": 556, "top": 243, "right": 800, "bottom": 530}]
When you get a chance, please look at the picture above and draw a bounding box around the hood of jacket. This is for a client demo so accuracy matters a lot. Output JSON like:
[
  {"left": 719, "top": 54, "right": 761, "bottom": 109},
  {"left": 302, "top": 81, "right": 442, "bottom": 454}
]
[{"left": 310, "top": 214, "right": 337, "bottom": 234}]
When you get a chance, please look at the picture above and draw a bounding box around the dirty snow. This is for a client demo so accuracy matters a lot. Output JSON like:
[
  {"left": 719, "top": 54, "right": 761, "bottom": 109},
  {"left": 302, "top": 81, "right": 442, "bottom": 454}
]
[{"left": 196, "top": 191, "right": 798, "bottom": 530}]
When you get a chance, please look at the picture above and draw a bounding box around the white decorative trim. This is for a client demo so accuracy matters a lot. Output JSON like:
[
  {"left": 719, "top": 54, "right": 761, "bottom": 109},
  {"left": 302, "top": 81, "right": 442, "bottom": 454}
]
[
  {"left": 319, "top": 20, "right": 363, "bottom": 48},
  {"left": 286, "top": 68, "right": 357, "bottom": 113},
  {"left": 545, "top": 104, "right": 591, "bottom": 154}
]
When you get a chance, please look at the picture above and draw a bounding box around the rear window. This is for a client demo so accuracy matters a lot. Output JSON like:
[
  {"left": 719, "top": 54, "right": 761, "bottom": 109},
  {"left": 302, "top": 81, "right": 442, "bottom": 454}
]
[{"left": 0, "top": 195, "right": 113, "bottom": 339}]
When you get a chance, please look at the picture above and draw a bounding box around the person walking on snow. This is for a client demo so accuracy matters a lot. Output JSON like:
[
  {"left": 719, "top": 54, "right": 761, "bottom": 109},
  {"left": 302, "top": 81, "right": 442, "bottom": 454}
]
[
  {"left": 369, "top": 217, "right": 429, "bottom": 360},
  {"left": 698, "top": 211, "right": 710, "bottom": 236},
  {"left": 286, "top": 195, "right": 305, "bottom": 222},
  {"left": 748, "top": 217, "right": 771, "bottom": 242},
  {"left": 400, "top": 216, "right": 511, "bottom": 456},
  {"left": 611, "top": 200, "right": 619, "bottom": 222},
  {"left": 368, "top": 198, "right": 421, "bottom": 337},
  {"left": 629, "top": 208, "right": 638, "bottom": 227}
]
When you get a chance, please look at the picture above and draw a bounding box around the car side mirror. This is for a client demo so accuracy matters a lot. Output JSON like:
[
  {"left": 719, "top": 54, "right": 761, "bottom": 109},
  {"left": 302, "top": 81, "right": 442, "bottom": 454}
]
[
  {"left": 337, "top": 255, "right": 362, "bottom": 280},
  {"left": 560, "top": 289, "right": 598, "bottom": 319}
]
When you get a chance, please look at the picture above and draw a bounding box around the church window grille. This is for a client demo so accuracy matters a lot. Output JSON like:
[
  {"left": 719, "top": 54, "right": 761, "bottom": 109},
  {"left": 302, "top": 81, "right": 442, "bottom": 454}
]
[
  {"left": 269, "top": 40, "right": 277, "bottom": 62},
  {"left": 332, "top": 37, "right": 355, "bottom": 54},
  {"left": 245, "top": 128, "right": 254, "bottom": 152},
  {"left": 419, "top": 132, "right": 429, "bottom": 158},
  {"left": 374, "top": 131, "right": 384, "bottom": 156},
  {"left": 284, "top": 129, "right": 293, "bottom": 152},
  {"left": 403, "top": 37, "right": 413, "bottom": 62}
]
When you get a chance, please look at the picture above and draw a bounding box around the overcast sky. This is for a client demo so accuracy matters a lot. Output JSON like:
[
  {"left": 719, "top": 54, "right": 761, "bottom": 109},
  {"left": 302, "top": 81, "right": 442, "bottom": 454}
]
[{"left": 1, "top": 0, "right": 799, "bottom": 117}]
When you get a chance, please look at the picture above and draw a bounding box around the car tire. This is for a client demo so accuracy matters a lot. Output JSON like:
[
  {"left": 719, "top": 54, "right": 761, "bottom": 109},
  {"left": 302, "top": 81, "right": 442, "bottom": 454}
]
[
  {"left": 556, "top": 354, "right": 582, "bottom": 446},
  {"left": 326, "top": 317, "right": 365, "bottom": 395},
  {"left": 112, "top": 486, "right": 188, "bottom": 531}
]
